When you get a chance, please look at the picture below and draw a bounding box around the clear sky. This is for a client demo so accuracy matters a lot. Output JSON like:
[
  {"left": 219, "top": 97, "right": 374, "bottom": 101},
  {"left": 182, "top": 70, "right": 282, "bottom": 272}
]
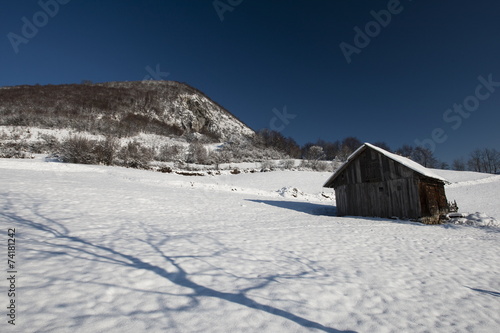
[{"left": 2, "top": 0, "right": 500, "bottom": 162}]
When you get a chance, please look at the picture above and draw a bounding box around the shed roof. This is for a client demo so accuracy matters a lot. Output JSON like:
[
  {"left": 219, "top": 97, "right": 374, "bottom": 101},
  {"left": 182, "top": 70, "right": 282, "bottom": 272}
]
[{"left": 323, "top": 143, "right": 449, "bottom": 187}]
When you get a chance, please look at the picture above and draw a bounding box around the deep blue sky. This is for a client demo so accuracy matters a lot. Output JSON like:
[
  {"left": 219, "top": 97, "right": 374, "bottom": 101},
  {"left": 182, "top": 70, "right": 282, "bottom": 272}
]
[{"left": 2, "top": 0, "right": 500, "bottom": 162}]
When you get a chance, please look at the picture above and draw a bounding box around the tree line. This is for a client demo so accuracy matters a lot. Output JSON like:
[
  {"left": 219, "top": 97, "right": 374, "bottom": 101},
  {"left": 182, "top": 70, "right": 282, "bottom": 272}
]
[
  {"left": 452, "top": 148, "right": 500, "bottom": 174},
  {"left": 256, "top": 129, "right": 499, "bottom": 174}
]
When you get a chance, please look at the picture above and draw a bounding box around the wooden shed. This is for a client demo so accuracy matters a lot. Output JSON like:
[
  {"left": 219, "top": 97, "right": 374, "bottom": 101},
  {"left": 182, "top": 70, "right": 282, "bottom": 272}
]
[{"left": 323, "top": 143, "right": 449, "bottom": 220}]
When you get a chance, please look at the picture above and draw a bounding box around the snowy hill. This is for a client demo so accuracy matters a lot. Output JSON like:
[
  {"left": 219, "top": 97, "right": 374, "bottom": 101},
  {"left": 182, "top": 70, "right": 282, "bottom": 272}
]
[
  {"left": 1, "top": 157, "right": 499, "bottom": 332},
  {"left": 0, "top": 81, "right": 254, "bottom": 142}
]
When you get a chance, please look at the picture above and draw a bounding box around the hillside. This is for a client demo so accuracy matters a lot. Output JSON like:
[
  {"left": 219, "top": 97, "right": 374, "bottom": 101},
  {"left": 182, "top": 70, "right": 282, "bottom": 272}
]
[
  {"left": 0, "top": 81, "right": 254, "bottom": 142},
  {"left": 1, "top": 157, "right": 498, "bottom": 332}
]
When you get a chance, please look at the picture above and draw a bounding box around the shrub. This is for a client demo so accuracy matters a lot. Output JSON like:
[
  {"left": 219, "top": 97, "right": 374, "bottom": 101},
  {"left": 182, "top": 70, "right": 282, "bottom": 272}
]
[
  {"left": 59, "top": 135, "right": 121, "bottom": 165},
  {"left": 156, "top": 144, "right": 184, "bottom": 162},
  {"left": 186, "top": 142, "right": 209, "bottom": 164},
  {"left": 313, "top": 161, "right": 330, "bottom": 172},
  {"left": 0, "top": 145, "right": 33, "bottom": 159},
  {"left": 279, "top": 159, "right": 295, "bottom": 169},
  {"left": 212, "top": 147, "right": 233, "bottom": 164},
  {"left": 260, "top": 160, "right": 276, "bottom": 170},
  {"left": 158, "top": 166, "right": 173, "bottom": 173},
  {"left": 117, "top": 140, "right": 153, "bottom": 169},
  {"left": 59, "top": 135, "right": 98, "bottom": 164},
  {"left": 94, "top": 136, "right": 119, "bottom": 165},
  {"left": 36, "top": 134, "right": 60, "bottom": 153}
]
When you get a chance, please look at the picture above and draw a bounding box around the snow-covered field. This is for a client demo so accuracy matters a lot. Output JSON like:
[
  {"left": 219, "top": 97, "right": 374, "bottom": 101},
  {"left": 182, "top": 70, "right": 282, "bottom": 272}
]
[{"left": 1, "top": 157, "right": 499, "bottom": 332}]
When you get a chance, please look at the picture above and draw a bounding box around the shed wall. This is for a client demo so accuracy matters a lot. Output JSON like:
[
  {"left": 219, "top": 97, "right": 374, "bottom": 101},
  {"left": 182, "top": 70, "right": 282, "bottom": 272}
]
[
  {"left": 419, "top": 180, "right": 449, "bottom": 217},
  {"left": 335, "top": 178, "right": 421, "bottom": 219}
]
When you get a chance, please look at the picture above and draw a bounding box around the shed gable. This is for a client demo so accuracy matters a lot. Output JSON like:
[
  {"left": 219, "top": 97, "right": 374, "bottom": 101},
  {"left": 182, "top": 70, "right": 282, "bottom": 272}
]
[{"left": 330, "top": 147, "right": 417, "bottom": 188}]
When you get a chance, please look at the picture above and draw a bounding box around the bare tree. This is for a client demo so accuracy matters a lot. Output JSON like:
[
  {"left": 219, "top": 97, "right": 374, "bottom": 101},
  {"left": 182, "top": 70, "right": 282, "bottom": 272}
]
[
  {"left": 484, "top": 148, "right": 500, "bottom": 174},
  {"left": 305, "top": 145, "right": 325, "bottom": 161},
  {"left": 412, "top": 146, "right": 438, "bottom": 168},
  {"left": 321, "top": 140, "right": 340, "bottom": 160},
  {"left": 452, "top": 158, "right": 466, "bottom": 171},
  {"left": 468, "top": 149, "right": 484, "bottom": 172},
  {"left": 396, "top": 144, "right": 414, "bottom": 158},
  {"left": 468, "top": 148, "right": 500, "bottom": 173},
  {"left": 304, "top": 146, "right": 326, "bottom": 170},
  {"left": 493, "top": 149, "right": 500, "bottom": 174},
  {"left": 373, "top": 141, "right": 392, "bottom": 152},
  {"left": 438, "top": 161, "right": 449, "bottom": 170},
  {"left": 341, "top": 136, "right": 362, "bottom": 153}
]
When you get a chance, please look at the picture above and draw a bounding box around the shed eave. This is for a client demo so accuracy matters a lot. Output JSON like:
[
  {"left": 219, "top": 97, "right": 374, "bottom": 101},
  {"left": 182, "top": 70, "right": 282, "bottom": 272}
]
[{"left": 322, "top": 144, "right": 369, "bottom": 188}]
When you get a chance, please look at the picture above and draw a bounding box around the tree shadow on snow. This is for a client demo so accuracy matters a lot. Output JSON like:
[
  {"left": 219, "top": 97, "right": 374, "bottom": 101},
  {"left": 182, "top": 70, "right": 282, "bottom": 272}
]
[
  {"left": 247, "top": 199, "right": 337, "bottom": 216},
  {"left": 0, "top": 193, "right": 355, "bottom": 333},
  {"left": 466, "top": 286, "right": 500, "bottom": 297}
]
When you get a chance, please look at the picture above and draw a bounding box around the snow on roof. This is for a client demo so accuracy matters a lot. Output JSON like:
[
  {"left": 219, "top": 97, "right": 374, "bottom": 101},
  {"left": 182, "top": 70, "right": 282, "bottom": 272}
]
[{"left": 323, "top": 143, "right": 449, "bottom": 187}]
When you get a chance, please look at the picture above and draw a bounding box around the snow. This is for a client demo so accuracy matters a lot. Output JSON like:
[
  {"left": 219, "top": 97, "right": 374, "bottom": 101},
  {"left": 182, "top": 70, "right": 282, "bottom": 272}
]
[
  {"left": 447, "top": 212, "right": 499, "bottom": 227},
  {"left": 435, "top": 169, "right": 500, "bottom": 225},
  {"left": 1, "top": 157, "right": 499, "bottom": 332}
]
